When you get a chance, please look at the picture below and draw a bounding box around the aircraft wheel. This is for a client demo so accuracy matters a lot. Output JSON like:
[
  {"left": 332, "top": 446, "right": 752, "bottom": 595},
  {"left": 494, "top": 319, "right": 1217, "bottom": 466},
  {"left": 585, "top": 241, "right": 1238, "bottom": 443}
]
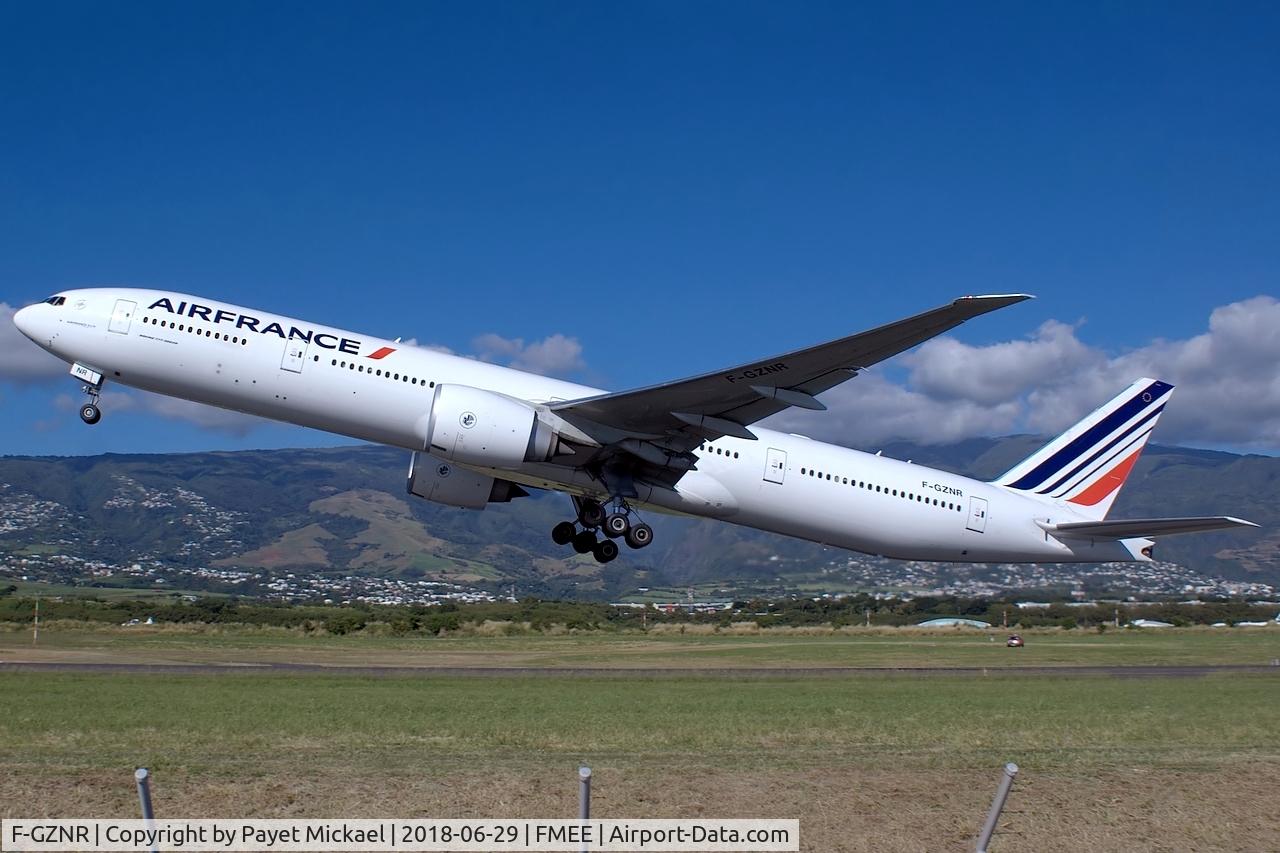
[
  {"left": 593, "top": 539, "right": 619, "bottom": 563},
  {"left": 571, "top": 530, "right": 597, "bottom": 554},
  {"left": 625, "top": 522, "right": 653, "bottom": 549},
  {"left": 603, "top": 512, "right": 630, "bottom": 539},
  {"left": 577, "top": 499, "right": 606, "bottom": 529},
  {"left": 551, "top": 521, "right": 577, "bottom": 546},
  {"left": 79, "top": 403, "right": 102, "bottom": 425}
]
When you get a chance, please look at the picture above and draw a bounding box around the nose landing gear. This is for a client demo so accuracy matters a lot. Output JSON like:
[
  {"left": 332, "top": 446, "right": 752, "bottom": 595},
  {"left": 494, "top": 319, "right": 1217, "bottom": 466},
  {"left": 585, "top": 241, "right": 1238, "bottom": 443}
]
[
  {"left": 549, "top": 496, "right": 654, "bottom": 563},
  {"left": 78, "top": 382, "right": 103, "bottom": 425}
]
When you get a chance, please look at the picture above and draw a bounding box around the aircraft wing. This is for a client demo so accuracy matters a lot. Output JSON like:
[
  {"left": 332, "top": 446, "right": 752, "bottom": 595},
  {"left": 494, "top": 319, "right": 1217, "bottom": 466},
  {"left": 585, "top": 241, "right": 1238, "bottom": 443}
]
[
  {"left": 550, "top": 294, "right": 1031, "bottom": 451},
  {"left": 1037, "top": 516, "right": 1259, "bottom": 540}
]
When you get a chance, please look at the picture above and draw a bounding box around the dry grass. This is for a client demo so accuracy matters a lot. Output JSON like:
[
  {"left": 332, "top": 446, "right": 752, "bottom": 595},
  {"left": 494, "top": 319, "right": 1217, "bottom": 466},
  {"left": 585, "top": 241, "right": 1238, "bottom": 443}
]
[
  {"left": 3, "top": 624, "right": 1279, "bottom": 670},
  {"left": 2, "top": 764, "right": 1274, "bottom": 852}
]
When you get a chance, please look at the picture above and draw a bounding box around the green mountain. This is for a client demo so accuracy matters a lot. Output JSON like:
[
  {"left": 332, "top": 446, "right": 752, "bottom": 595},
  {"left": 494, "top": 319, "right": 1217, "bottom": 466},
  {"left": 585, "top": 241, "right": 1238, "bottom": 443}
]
[{"left": 0, "top": 440, "right": 1272, "bottom": 600}]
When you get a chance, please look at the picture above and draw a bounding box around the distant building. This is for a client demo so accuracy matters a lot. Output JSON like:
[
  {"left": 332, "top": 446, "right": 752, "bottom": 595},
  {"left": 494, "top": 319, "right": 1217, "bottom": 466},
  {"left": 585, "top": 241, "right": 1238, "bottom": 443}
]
[{"left": 917, "top": 617, "right": 992, "bottom": 629}]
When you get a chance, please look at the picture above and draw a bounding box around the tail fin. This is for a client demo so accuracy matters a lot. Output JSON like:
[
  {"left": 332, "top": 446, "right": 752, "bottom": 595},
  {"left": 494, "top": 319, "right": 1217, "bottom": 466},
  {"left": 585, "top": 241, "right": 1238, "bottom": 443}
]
[{"left": 995, "top": 378, "right": 1173, "bottom": 520}]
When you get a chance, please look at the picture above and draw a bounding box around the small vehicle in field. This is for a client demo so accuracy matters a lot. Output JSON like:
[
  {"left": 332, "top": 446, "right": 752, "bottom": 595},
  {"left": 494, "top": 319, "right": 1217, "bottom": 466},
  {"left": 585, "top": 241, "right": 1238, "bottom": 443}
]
[{"left": 1006, "top": 634, "right": 1024, "bottom": 648}]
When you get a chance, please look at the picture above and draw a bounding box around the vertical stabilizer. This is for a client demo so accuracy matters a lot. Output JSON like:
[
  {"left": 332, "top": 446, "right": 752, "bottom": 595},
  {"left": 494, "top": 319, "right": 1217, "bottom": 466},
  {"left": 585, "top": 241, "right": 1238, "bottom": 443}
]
[{"left": 995, "top": 378, "right": 1173, "bottom": 520}]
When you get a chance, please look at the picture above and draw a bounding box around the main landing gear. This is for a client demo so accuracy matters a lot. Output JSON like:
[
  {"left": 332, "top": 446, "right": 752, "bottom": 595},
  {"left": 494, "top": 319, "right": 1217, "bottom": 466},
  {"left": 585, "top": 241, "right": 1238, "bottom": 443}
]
[{"left": 551, "top": 497, "right": 653, "bottom": 563}]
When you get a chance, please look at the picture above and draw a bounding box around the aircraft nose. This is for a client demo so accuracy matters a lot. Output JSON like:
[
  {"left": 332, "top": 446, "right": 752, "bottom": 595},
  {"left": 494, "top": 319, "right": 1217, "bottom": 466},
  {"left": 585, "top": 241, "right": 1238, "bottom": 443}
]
[{"left": 12, "top": 304, "right": 35, "bottom": 337}]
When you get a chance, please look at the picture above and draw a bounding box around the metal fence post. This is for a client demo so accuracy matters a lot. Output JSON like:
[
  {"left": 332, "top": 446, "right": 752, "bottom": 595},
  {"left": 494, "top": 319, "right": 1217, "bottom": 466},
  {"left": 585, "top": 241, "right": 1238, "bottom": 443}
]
[
  {"left": 578, "top": 766, "right": 592, "bottom": 853},
  {"left": 975, "top": 762, "right": 1018, "bottom": 853},
  {"left": 135, "top": 768, "right": 158, "bottom": 853}
]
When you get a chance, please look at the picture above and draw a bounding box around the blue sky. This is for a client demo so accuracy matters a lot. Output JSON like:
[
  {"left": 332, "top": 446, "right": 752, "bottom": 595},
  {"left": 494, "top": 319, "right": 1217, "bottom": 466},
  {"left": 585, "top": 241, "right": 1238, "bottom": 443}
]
[{"left": 2, "top": 2, "right": 1278, "bottom": 456}]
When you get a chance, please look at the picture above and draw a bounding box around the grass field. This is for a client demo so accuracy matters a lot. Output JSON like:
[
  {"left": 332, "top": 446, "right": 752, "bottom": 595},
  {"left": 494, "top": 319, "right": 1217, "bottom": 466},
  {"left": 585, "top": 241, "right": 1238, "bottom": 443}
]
[
  {"left": 2, "top": 628, "right": 1278, "bottom": 851},
  {"left": 3, "top": 622, "right": 1279, "bottom": 669}
]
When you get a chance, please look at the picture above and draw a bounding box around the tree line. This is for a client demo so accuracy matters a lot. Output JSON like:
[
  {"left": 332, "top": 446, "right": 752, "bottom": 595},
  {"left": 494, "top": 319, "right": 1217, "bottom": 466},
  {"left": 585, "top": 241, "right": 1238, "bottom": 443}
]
[{"left": 0, "top": 587, "right": 1276, "bottom": 633}]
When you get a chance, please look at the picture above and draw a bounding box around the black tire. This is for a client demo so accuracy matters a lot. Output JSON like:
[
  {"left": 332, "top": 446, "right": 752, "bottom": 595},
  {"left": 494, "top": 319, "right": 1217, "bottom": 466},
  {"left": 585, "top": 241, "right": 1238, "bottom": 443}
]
[
  {"left": 603, "top": 512, "right": 630, "bottom": 538},
  {"left": 577, "top": 499, "right": 606, "bottom": 529},
  {"left": 571, "top": 530, "right": 597, "bottom": 554},
  {"left": 79, "top": 403, "right": 101, "bottom": 425},
  {"left": 625, "top": 522, "right": 653, "bottom": 549},
  {"left": 593, "top": 539, "right": 619, "bottom": 563},
  {"left": 551, "top": 521, "right": 577, "bottom": 546}
]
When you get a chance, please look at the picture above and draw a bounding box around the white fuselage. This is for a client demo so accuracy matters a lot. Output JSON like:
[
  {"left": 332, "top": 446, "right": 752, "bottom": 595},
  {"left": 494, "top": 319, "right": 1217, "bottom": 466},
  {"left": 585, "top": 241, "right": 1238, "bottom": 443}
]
[{"left": 13, "top": 288, "right": 1145, "bottom": 564}]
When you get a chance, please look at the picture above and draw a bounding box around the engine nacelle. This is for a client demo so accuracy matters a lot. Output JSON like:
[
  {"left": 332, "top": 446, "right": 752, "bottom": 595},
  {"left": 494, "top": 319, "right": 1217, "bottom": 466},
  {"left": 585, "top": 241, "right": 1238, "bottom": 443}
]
[
  {"left": 419, "top": 384, "right": 559, "bottom": 469},
  {"left": 407, "top": 452, "right": 528, "bottom": 510}
]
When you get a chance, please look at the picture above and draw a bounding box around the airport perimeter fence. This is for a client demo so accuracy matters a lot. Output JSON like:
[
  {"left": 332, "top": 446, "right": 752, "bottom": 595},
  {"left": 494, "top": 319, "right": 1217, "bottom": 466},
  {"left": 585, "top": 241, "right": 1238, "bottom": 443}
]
[{"left": 13, "top": 762, "right": 1021, "bottom": 852}]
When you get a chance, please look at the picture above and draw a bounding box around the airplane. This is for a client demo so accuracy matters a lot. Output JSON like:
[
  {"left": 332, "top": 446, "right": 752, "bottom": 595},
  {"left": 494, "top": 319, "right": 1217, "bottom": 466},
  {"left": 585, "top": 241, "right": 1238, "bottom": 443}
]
[{"left": 11, "top": 289, "right": 1257, "bottom": 565}]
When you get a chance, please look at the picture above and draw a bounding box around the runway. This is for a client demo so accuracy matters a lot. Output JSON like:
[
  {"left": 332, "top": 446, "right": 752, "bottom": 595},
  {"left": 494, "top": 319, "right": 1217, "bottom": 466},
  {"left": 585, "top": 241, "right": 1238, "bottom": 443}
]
[{"left": 2, "top": 661, "right": 1277, "bottom": 678}]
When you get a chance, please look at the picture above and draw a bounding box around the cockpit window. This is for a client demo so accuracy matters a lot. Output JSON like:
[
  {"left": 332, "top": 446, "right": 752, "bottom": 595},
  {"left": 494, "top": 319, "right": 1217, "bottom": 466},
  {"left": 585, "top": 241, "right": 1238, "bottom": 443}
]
[{"left": 44, "top": 296, "right": 66, "bottom": 306}]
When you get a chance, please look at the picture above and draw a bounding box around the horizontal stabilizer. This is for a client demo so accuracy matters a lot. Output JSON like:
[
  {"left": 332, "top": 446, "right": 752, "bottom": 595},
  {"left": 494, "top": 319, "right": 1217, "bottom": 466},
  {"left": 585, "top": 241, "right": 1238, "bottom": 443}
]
[{"left": 1037, "top": 516, "right": 1258, "bottom": 540}]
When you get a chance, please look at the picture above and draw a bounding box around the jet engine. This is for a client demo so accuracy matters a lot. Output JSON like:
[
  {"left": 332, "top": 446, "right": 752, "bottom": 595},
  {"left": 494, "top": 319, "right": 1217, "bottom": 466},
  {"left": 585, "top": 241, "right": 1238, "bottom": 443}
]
[
  {"left": 407, "top": 451, "right": 528, "bottom": 510},
  {"left": 419, "top": 384, "right": 564, "bottom": 469}
]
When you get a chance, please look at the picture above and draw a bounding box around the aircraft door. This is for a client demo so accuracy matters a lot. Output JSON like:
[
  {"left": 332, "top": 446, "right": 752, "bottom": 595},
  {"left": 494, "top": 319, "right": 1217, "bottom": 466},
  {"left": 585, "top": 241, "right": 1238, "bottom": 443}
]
[
  {"left": 108, "top": 299, "right": 137, "bottom": 335},
  {"left": 966, "top": 496, "right": 988, "bottom": 533},
  {"left": 764, "top": 447, "right": 786, "bottom": 484},
  {"left": 280, "top": 338, "right": 309, "bottom": 373}
]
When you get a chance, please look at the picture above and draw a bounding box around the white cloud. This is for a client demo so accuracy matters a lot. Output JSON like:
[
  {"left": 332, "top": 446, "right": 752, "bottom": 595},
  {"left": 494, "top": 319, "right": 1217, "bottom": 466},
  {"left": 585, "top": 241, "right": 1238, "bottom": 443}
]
[
  {"left": 769, "top": 372, "right": 1024, "bottom": 447},
  {"left": 771, "top": 295, "right": 1280, "bottom": 450},
  {"left": 0, "top": 302, "right": 67, "bottom": 381},
  {"left": 471, "top": 332, "right": 585, "bottom": 376},
  {"left": 1018, "top": 296, "right": 1280, "bottom": 447},
  {"left": 903, "top": 319, "right": 1102, "bottom": 405}
]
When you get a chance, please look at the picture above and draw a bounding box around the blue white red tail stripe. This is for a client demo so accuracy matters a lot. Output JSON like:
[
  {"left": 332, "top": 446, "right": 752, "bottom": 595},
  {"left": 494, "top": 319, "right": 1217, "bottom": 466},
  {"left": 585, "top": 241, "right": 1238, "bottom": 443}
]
[
  {"left": 996, "top": 378, "right": 1173, "bottom": 520},
  {"left": 1040, "top": 405, "right": 1164, "bottom": 497},
  {"left": 1003, "top": 380, "right": 1171, "bottom": 491}
]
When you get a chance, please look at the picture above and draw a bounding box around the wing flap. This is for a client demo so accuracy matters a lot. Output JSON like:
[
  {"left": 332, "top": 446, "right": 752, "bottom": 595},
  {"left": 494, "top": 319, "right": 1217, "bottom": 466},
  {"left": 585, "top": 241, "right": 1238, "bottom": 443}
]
[{"left": 1037, "top": 516, "right": 1258, "bottom": 540}]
